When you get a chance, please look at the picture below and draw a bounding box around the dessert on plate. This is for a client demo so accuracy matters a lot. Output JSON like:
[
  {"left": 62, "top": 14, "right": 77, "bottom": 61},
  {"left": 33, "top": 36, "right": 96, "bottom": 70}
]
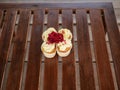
[
  {"left": 56, "top": 40, "right": 72, "bottom": 57},
  {"left": 41, "top": 42, "right": 56, "bottom": 58},
  {"left": 58, "top": 28, "right": 72, "bottom": 40},
  {"left": 42, "top": 27, "right": 57, "bottom": 41}
]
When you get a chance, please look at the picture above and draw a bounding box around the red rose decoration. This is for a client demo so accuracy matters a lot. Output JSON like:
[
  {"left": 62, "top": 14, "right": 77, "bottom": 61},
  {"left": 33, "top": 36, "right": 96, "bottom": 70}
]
[{"left": 47, "top": 31, "right": 64, "bottom": 44}]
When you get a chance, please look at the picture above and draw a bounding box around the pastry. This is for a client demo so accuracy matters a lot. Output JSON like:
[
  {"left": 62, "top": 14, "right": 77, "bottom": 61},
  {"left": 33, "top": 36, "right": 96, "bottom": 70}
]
[
  {"left": 41, "top": 42, "right": 56, "bottom": 58},
  {"left": 56, "top": 40, "right": 72, "bottom": 57},
  {"left": 58, "top": 28, "right": 72, "bottom": 40},
  {"left": 41, "top": 27, "right": 73, "bottom": 58}
]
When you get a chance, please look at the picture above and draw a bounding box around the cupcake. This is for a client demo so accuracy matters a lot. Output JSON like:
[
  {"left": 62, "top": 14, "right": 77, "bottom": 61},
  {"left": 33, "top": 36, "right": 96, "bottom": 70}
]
[
  {"left": 42, "top": 27, "right": 57, "bottom": 41},
  {"left": 58, "top": 28, "right": 72, "bottom": 40},
  {"left": 41, "top": 42, "right": 56, "bottom": 58},
  {"left": 56, "top": 40, "right": 72, "bottom": 57}
]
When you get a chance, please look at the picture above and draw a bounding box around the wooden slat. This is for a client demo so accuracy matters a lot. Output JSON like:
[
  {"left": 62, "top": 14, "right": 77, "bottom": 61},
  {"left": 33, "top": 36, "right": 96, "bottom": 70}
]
[
  {"left": 62, "top": 10, "right": 76, "bottom": 90},
  {"left": 90, "top": 9, "right": 115, "bottom": 90},
  {"left": 0, "top": 3, "right": 112, "bottom": 9},
  {"left": 6, "top": 10, "right": 30, "bottom": 90},
  {"left": 43, "top": 9, "right": 58, "bottom": 90},
  {"left": 24, "top": 10, "right": 44, "bottom": 90},
  {"left": 0, "top": 10, "right": 16, "bottom": 88},
  {"left": 104, "top": 6, "right": 120, "bottom": 89},
  {"left": 76, "top": 10, "right": 95, "bottom": 90},
  {"left": 0, "top": 10, "right": 3, "bottom": 28}
]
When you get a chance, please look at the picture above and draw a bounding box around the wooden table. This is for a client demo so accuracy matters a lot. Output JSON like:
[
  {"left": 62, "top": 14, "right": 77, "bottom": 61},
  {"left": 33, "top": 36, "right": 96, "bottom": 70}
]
[{"left": 0, "top": 3, "right": 120, "bottom": 90}]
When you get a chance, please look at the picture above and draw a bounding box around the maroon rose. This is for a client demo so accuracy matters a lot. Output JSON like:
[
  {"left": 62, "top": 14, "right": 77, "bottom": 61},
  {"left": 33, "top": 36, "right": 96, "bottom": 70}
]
[{"left": 47, "top": 31, "right": 64, "bottom": 44}]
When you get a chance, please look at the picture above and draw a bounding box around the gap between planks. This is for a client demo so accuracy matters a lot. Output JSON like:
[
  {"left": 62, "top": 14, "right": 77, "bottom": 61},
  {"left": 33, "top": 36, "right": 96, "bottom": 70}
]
[{"left": 1, "top": 62, "right": 118, "bottom": 90}]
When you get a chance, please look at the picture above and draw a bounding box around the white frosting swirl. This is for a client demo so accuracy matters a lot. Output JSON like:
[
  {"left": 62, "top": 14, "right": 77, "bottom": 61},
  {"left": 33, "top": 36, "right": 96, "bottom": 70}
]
[
  {"left": 42, "top": 42, "right": 55, "bottom": 52},
  {"left": 57, "top": 40, "right": 72, "bottom": 51},
  {"left": 58, "top": 28, "right": 72, "bottom": 40}
]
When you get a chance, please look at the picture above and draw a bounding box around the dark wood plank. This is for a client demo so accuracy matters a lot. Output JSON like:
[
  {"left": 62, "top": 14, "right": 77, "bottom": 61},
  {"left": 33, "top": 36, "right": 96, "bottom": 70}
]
[
  {"left": 0, "top": 10, "right": 16, "bottom": 88},
  {"left": 0, "top": 3, "right": 112, "bottom": 9},
  {"left": 43, "top": 9, "right": 58, "bottom": 90},
  {"left": 62, "top": 10, "right": 76, "bottom": 90},
  {"left": 0, "top": 10, "right": 3, "bottom": 28},
  {"left": 6, "top": 10, "right": 30, "bottom": 90},
  {"left": 90, "top": 9, "right": 115, "bottom": 90},
  {"left": 76, "top": 10, "right": 95, "bottom": 90},
  {"left": 104, "top": 6, "right": 120, "bottom": 89},
  {"left": 24, "top": 10, "right": 44, "bottom": 90}
]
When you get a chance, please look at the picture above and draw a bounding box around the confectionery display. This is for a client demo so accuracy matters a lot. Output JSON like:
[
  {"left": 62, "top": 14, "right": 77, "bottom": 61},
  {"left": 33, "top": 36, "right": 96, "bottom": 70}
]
[{"left": 41, "top": 27, "right": 73, "bottom": 58}]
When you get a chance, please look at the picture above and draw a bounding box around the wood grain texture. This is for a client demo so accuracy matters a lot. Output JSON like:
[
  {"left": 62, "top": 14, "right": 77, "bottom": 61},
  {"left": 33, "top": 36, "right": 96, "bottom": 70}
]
[
  {"left": 90, "top": 9, "right": 115, "bottom": 90},
  {"left": 76, "top": 10, "right": 95, "bottom": 90},
  {"left": 0, "top": 10, "right": 16, "bottom": 88},
  {"left": 24, "top": 10, "right": 44, "bottom": 90},
  {"left": 43, "top": 9, "right": 58, "bottom": 90},
  {"left": 0, "top": 10, "right": 3, "bottom": 28},
  {"left": 104, "top": 5, "right": 120, "bottom": 89},
  {"left": 0, "top": 3, "right": 112, "bottom": 9},
  {"left": 0, "top": 3, "right": 119, "bottom": 90},
  {"left": 6, "top": 10, "right": 30, "bottom": 90},
  {"left": 62, "top": 10, "right": 76, "bottom": 90}
]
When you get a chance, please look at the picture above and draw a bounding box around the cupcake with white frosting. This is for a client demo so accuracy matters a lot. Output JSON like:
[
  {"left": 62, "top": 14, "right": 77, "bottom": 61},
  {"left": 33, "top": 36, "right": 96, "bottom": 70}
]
[
  {"left": 56, "top": 40, "right": 72, "bottom": 57},
  {"left": 58, "top": 28, "right": 72, "bottom": 40},
  {"left": 41, "top": 42, "right": 56, "bottom": 58}
]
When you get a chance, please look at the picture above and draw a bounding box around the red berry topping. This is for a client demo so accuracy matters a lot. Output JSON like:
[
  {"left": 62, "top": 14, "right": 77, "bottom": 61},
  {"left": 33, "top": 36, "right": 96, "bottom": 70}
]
[{"left": 47, "top": 31, "right": 64, "bottom": 44}]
